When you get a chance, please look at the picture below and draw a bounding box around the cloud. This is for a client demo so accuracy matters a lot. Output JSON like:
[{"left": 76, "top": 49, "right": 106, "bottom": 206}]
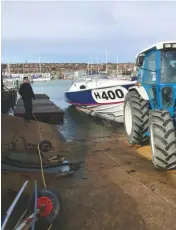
[
  {"left": 1, "top": 1, "right": 115, "bottom": 42},
  {"left": 111, "top": 2, "right": 176, "bottom": 39},
  {"left": 1, "top": 1, "right": 176, "bottom": 63}
]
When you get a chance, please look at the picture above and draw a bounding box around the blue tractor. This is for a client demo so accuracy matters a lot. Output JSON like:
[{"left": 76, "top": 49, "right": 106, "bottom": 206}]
[{"left": 123, "top": 41, "right": 176, "bottom": 170}]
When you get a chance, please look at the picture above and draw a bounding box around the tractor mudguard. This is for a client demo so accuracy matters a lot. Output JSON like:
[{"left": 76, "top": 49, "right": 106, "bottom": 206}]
[{"left": 129, "top": 86, "right": 149, "bottom": 101}]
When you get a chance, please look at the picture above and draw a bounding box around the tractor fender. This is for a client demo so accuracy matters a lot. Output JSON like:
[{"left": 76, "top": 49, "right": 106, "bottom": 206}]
[{"left": 128, "top": 86, "right": 149, "bottom": 101}]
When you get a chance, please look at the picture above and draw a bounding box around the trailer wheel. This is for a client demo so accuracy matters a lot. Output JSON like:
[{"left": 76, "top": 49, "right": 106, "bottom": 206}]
[
  {"left": 28, "top": 188, "right": 61, "bottom": 224},
  {"left": 150, "top": 110, "right": 176, "bottom": 170},
  {"left": 123, "top": 91, "right": 149, "bottom": 144}
]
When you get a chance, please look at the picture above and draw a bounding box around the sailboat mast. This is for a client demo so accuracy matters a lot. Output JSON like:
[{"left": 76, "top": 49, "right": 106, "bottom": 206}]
[
  {"left": 105, "top": 47, "right": 108, "bottom": 74},
  {"left": 38, "top": 47, "right": 42, "bottom": 74},
  {"left": 97, "top": 59, "right": 99, "bottom": 75},
  {"left": 87, "top": 59, "right": 90, "bottom": 74},
  {"left": 8, "top": 63, "right": 11, "bottom": 76}
]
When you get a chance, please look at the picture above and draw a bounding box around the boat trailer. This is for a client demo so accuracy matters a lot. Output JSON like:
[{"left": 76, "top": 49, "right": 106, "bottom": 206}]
[
  {"left": 2, "top": 180, "right": 61, "bottom": 230},
  {"left": 2, "top": 137, "right": 83, "bottom": 229}
]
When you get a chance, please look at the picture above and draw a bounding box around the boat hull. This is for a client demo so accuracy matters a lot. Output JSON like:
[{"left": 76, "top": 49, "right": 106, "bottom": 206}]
[
  {"left": 65, "top": 84, "right": 135, "bottom": 123},
  {"left": 76, "top": 103, "right": 124, "bottom": 123},
  {"left": 32, "top": 77, "right": 51, "bottom": 82}
]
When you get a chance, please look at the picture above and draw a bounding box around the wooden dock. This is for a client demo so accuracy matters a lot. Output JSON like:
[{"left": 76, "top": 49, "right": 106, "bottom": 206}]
[{"left": 14, "top": 94, "right": 64, "bottom": 124}]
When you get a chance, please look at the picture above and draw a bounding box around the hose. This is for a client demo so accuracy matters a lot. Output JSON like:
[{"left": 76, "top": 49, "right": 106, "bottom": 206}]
[
  {"left": 2, "top": 156, "right": 79, "bottom": 168},
  {"left": 31, "top": 180, "right": 37, "bottom": 230}
]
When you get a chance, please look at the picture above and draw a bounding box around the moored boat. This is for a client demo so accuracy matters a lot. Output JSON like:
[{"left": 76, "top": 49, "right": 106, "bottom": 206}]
[{"left": 65, "top": 74, "right": 137, "bottom": 123}]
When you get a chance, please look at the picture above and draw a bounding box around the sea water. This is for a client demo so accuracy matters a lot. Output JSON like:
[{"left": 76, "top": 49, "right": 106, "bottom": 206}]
[{"left": 32, "top": 80, "right": 124, "bottom": 141}]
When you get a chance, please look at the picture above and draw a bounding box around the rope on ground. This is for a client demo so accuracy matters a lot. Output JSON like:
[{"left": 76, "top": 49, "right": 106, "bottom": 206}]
[
  {"left": 33, "top": 113, "right": 53, "bottom": 230},
  {"left": 33, "top": 113, "right": 42, "bottom": 141},
  {"left": 33, "top": 113, "right": 47, "bottom": 189},
  {"left": 47, "top": 224, "right": 53, "bottom": 230},
  {"left": 37, "top": 144, "right": 47, "bottom": 188}
]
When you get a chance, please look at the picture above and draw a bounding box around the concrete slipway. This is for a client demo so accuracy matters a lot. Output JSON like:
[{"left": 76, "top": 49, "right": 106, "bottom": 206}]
[{"left": 1, "top": 114, "right": 176, "bottom": 230}]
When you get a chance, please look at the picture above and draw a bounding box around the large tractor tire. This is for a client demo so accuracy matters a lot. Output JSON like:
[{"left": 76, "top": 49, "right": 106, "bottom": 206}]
[
  {"left": 150, "top": 110, "right": 176, "bottom": 170},
  {"left": 123, "top": 90, "right": 149, "bottom": 144}
]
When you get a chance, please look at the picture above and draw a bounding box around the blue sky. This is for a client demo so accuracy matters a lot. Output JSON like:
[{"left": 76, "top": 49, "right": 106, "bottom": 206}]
[{"left": 1, "top": 1, "right": 176, "bottom": 63}]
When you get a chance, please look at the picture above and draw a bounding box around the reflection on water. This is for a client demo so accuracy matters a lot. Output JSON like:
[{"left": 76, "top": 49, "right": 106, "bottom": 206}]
[
  {"left": 58, "top": 106, "right": 124, "bottom": 141},
  {"left": 32, "top": 80, "right": 124, "bottom": 141}
]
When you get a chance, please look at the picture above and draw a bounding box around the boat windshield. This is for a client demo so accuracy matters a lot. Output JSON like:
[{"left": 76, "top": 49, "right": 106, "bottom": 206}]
[{"left": 72, "top": 74, "right": 113, "bottom": 84}]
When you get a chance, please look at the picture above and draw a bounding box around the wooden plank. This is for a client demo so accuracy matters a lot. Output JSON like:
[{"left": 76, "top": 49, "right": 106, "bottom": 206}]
[
  {"left": 14, "top": 94, "right": 64, "bottom": 124},
  {"left": 15, "top": 102, "right": 62, "bottom": 111},
  {"left": 34, "top": 94, "right": 50, "bottom": 99}
]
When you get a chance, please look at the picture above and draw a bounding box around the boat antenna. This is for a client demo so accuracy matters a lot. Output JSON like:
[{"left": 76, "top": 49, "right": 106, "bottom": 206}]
[{"left": 38, "top": 46, "right": 42, "bottom": 75}]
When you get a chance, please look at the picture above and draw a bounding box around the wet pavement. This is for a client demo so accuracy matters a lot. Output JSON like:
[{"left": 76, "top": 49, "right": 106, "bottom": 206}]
[{"left": 2, "top": 124, "right": 176, "bottom": 230}]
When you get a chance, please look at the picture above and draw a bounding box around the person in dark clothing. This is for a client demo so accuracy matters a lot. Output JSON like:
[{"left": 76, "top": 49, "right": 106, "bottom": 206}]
[{"left": 19, "top": 77, "right": 35, "bottom": 122}]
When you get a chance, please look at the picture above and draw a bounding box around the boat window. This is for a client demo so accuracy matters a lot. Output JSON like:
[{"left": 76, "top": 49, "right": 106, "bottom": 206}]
[
  {"left": 93, "top": 74, "right": 114, "bottom": 80},
  {"left": 71, "top": 74, "right": 111, "bottom": 85},
  {"left": 80, "top": 85, "right": 86, "bottom": 89},
  {"left": 143, "top": 52, "right": 156, "bottom": 85},
  {"left": 94, "top": 75, "right": 108, "bottom": 79},
  {"left": 160, "top": 50, "right": 176, "bottom": 83}
]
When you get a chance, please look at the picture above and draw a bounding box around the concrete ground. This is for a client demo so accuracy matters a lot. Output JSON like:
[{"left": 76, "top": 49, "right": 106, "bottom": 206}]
[
  {"left": 1, "top": 115, "right": 176, "bottom": 230},
  {"left": 1, "top": 113, "right": 64, "bottom": 163}
]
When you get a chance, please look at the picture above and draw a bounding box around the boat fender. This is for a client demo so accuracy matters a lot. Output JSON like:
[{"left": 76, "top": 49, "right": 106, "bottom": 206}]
[{"left": 60, "top": 160, "right": 70, "bottom": 172}]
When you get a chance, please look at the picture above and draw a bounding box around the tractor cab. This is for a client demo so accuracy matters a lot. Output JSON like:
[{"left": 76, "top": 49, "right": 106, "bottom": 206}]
[{"left": 136, "top": 41, "right": 176, "bottom": 116}]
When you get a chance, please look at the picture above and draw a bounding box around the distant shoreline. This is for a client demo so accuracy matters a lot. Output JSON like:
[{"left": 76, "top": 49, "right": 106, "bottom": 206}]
[{"left": 1, "top": 62, "right": 136, "bottom": 76}]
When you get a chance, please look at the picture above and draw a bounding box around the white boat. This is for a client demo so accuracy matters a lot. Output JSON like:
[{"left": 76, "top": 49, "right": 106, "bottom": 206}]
[
  {"left": 32, "top": 77, "right": 51, "bottom": 82},
  {"left": 3, "top": 77, "right": 22, "bottom": 82},
  {"left": 31, "top": 74, "right": 52, "bottom": 82},
  {"left": 65, "top": 73, "right": 137, "bottom": 123}
]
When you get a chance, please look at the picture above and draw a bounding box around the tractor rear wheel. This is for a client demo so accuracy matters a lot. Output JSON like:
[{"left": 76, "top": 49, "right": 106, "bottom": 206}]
[
  {"left": 123, "top": 91, "right": 149, "bottom": 144},
  {"left": 150, "top": 110, "right": 176, "bottom": 170}
]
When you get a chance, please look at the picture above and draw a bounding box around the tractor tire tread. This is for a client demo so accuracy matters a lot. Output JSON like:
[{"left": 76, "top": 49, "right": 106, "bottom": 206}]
[
  {"left": 150, "top": 110, "right": 176, "bottom": 170},
  {"left": 124, "top": 91, "right": 149, "bottom": 145}
]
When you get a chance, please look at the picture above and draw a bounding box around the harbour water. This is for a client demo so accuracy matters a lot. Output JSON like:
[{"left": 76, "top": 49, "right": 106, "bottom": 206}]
[{"left": 32, "top": 80, "right": 125, "bottom": 141}]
